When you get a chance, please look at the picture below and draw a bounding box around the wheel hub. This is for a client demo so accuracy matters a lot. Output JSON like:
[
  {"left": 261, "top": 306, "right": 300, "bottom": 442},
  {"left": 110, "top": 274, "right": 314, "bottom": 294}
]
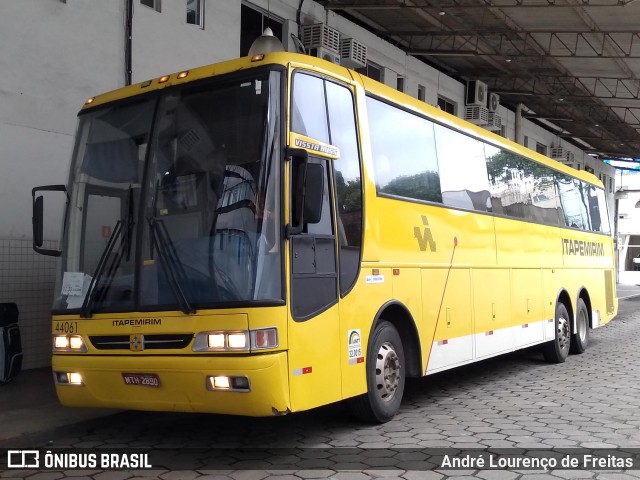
[
  {"left": 557, "top": 315, "right": 570, "bottom": 350},
  {"left": 375, "top": 342, "right": 400, "bottom": 401},
  {"left": 577, "top": 310, "right": 588, "bottom": 342}
]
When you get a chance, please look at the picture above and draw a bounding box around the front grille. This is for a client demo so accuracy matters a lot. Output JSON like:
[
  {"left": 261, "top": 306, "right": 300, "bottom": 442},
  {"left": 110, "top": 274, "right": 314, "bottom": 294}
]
[{"left": 89, "top": 334, "right": 193, "bottom": 350}]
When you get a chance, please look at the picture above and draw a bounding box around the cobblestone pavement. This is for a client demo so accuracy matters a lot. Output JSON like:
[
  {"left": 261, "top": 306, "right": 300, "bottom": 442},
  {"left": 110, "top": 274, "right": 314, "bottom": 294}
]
[{"left": 3, "top": 299, "right": 640, "bottom": 479}]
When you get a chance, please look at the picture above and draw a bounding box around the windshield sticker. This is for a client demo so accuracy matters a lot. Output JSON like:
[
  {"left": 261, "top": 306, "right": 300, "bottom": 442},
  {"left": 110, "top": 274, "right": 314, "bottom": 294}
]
[
  {"left": 62, "top": 273, "right": 92, "bottom": 309},
  {"left": 62, "top": 272, "right": 86, "bottom": 297},
  {"left": 348, "top": 329, "right": 364, "bottom": 365}
]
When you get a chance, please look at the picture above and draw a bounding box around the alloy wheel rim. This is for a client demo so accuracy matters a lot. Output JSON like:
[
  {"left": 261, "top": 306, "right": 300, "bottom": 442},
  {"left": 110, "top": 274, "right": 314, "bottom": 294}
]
[{"left": 375, "top": 342, "right": 401, "bottom": 402}]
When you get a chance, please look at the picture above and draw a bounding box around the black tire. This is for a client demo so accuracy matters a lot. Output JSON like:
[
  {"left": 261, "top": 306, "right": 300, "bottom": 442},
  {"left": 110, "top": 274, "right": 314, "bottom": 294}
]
[
  {"left": 542, "top": 302, "right": 571, "bottom": 363},
  {"left": 570, "top": 298, "right": 589, "bottom": 354},
  {"left": 348, "top": 321, "right": 405, "bottom": 423}
]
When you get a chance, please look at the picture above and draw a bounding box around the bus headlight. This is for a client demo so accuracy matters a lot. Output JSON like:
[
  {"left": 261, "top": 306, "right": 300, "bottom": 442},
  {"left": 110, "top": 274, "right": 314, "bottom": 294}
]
[
  {"left": 193, "top": 331, "right": 250, "bottom": 351},
  {"left": 207, "top": 333, "right": 226, "bottom": 349},
  {"left": 227, "top": 333, "right": 248, "bottom": 349},
  {"left": 193, "top": 328, "right": 278, "bottom": 352},
  {"left": 53, "top": 335, "right": 88, "bottom": 352}
]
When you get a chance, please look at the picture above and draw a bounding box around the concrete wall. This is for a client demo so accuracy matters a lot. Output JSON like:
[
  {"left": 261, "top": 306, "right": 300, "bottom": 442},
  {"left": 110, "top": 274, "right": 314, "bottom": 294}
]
[
  {"left": 0, "top": 0, "right": 618, "bottom": 369},
  {"left": 0, "top": 0, "right": 126, "bottom": 368}
]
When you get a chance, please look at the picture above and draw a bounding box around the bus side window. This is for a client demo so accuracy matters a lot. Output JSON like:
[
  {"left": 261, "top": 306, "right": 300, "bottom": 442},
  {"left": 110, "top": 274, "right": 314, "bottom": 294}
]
[
  {"left": 367, "top": 96, "right": 441, "bottom": 204},
  {"left": 305, "top": 159, "right": 333, "bottom": 236},
  {"left": 325, "top": 81, "right": 362, "bottom": 295},
  {"left": 291, "top": 73, "right": 330, "bottom": 143},
  {"left": 435, "top": 125, "right": 491, "bottom": 212}
]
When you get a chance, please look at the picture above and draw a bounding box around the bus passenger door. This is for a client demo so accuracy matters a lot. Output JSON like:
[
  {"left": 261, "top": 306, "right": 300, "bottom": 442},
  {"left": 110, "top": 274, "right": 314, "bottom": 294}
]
[{"left": 287, "top": 155, "right": 342, "bottom": 412}]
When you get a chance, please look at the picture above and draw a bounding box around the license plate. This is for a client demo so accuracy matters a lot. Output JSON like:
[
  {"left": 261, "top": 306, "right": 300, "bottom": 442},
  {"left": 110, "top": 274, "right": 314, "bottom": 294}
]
[{"left": 122, "top": 373, "right": 160, "bottom": 387}]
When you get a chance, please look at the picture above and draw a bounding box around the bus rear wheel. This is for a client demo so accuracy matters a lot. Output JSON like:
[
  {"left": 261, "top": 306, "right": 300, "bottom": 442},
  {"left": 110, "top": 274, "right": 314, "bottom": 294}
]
[
  {"left": 542, "top": 302, "right": 571, "bottom": 363},
  {"left": 348, "top": 321, "right": 405, "bottom": 423},
  {"left": 570, "top": 298, "right": 589, "bottom": 354}
]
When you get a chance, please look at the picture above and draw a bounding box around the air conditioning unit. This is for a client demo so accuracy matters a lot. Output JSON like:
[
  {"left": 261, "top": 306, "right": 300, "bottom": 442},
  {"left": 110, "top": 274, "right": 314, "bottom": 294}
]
[
  {"left": 340, "top": 38, "right": 367, "bottom": 69},
  {"left": 300, "top": 23, "right": 340, "bottom": 53},
  {"left": 551, "top": 147, "right": 575, "bottom": 163},
  {"left": 464, "top": 105, "right": 489, "bottom": 125},
  {"left": 308, "top": 47, "right": 341, "bottom": 65},
  {"left": 551, "top": 146, "right": 567, "bottom": 159},
  {"left": 488, "top": 92, "right": 500, "bottom": 112},
  {"left": 486, "top": 112, "right": 502, "bottom": 131},
  {"left": 466, "top": 80, "right": 488, "bottom": 107}
]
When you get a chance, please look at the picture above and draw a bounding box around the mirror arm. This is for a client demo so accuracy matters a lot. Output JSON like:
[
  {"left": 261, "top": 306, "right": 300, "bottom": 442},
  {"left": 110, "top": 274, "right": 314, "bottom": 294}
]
[{"left": 285, "top": 147, "right": 308, "bottom": 162}]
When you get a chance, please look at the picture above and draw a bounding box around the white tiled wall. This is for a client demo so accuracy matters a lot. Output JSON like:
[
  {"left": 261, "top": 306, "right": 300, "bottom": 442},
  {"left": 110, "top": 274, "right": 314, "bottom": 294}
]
[{"left": 0, "top": 238, "right": 58, "bottom": 369}]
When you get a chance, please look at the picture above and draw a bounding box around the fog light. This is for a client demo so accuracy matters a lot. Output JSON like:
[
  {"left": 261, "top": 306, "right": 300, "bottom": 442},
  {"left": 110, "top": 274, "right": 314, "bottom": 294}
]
[
  {"left": 206, "top": 375, "right": 250, "bottom": 392},
  {"left": 213, "top": 376, "right": 230, "bottom": 389},
  {"left": 233, "top": 376, "right": 250, "bottom": 390},
  {"left": 54, "top": 371, "right": 84, "bottom": 386}
]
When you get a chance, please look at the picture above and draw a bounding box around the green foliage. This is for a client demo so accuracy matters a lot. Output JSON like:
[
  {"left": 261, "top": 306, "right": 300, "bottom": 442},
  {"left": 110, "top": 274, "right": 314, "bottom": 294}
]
[
  {"left": 378, "top": 171, "right": 442, "bottom": 203},
  {"left": 336, "top": 171, "right": 362, "bottom": 212}
]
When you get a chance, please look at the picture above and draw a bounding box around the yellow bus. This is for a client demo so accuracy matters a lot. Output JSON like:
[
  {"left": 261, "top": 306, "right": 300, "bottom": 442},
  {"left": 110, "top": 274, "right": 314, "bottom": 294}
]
[{"left": 33, "top": 51, "right": 617, "bottom": 423}]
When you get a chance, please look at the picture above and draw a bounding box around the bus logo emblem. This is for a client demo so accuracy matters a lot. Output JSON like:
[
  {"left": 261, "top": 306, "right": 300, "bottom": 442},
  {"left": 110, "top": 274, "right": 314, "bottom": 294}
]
[
  {"left": 130, "top": 334, "right": 144, "bottom": 351},
  {"left": 414, "top": 215, "right": 436, "bottom": 252}
]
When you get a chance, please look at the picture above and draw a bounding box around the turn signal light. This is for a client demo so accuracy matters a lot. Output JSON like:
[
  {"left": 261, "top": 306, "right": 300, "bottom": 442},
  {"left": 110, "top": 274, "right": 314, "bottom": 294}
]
[{"left": 251, "top": 328, "right": 278, "bottom": 349}]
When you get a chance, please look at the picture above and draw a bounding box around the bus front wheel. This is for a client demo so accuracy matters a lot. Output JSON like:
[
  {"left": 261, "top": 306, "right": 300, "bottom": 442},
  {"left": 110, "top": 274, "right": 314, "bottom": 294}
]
[
  {"left": 570, "top": 298, "right": 589, "bottom": 354},
  {"left": 542, "top": 302, "right": 571, "bottom": 363},
  {"left": 349, "top": 321, "right": 405, "bottom": 423}
]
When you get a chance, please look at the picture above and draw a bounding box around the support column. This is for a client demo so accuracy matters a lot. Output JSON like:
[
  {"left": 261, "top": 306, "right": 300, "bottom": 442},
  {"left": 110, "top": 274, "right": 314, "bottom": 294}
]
[{"left": 515, "top": 102, "right": 524, "bottom": 146}]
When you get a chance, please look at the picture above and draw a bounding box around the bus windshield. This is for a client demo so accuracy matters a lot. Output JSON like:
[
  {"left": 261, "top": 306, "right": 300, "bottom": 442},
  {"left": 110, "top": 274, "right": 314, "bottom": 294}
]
[{"left": 57, "top": 70, "right": 283, "bottom": 315}]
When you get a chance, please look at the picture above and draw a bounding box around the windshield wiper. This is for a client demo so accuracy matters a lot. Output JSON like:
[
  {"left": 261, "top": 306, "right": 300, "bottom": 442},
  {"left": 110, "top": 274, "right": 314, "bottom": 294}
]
[
  {"left": 80, "top": 186, "right": 135, "bottom": 318},
  {"left": 148, "top": 216, "right": 195, "bottom": 314},
  {"left": 80, "top": 220, "right": 123, "bottom": 318}
]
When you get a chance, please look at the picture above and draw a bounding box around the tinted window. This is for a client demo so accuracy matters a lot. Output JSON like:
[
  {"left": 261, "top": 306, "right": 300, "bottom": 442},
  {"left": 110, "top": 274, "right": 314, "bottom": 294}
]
[
  {"left": 435, "top": 125, "right": 491, "bottom": 211},
  {"left": 557, "top": 174, "right": 590, "bottom": 229},
  {"left": 291, "top": 73, "right": 329, "bottom": 143},
  {"left": 326, "top": 82, "right": 362, "bottom": 294},
  {"left": 486, "top": 148, "right": 563, "bottom": 225},
  {"left": 368, "top": 97, "right": 441, "bottom": 203}
]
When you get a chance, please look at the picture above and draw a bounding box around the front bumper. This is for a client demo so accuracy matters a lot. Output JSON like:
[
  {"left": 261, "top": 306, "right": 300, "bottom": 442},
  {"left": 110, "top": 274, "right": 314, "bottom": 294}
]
[{"left": 53, "top": 352, "right": 290, "bottom": 416}]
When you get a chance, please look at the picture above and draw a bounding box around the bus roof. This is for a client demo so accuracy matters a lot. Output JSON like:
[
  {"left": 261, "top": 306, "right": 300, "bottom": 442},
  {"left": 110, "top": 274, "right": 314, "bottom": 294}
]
[{"left": 81, "top": 51, "right": 604, "bottom": 190}]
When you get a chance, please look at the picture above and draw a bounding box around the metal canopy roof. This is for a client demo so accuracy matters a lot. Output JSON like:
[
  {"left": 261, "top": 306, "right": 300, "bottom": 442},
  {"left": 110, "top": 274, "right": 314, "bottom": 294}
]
[{"left": 319, "top": 0, "right": 640, "bottom": 162}]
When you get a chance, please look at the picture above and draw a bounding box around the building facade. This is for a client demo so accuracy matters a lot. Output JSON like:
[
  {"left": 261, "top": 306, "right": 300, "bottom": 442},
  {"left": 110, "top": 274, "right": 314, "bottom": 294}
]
[{"left": 0, "top": 0, "right": 617, "bottom": 369}]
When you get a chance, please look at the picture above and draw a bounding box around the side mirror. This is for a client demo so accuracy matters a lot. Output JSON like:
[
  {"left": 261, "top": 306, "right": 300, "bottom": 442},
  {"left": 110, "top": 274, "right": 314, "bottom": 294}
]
[
  {"left": 286, "top": 148, "right": 325, "bottom": 237},
  {"left": 32, "top": 185, "right": 67, "bottom": 256},
  {"left": 33, "top": 196, "right": 44, "bottom": 247},
  {"left": 302, "top": 163, "right": 323, "bottom": 224}
]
